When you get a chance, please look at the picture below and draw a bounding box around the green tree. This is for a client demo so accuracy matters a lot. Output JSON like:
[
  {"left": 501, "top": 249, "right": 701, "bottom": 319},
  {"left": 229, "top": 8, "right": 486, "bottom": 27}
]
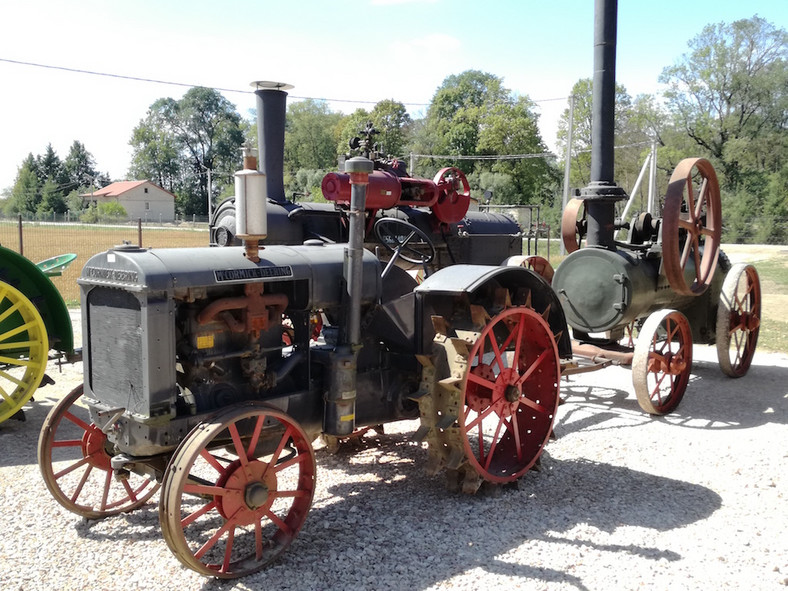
[
  {"left": 63, "top": 141, "right": 106, "bottom": 193},
  {"left": 35, "top": 144, "right": 66, "bottom": 188},
  {"left": 370, "top": 99, "right": 411, "bottom": 158},
  {"left": 7, "top": 160, "right": 39, "bottom": 215},
  {"left": 555, "top": 78, "right": 636, "bottom": 189},
  {"left": 37, "top": 177, "right": 67, "bottom": 216},
  {"left": 284, "top": 99, "right": 343, "bottom": 172},
  {"left": 415, "top": 70, "right": 557, "bottom": 205},
  {"left": 659, "top": 16, "right": 788, "bottom": 189},
  {"left": 129, "top": 88, "right": 245, "bottom": 216}
]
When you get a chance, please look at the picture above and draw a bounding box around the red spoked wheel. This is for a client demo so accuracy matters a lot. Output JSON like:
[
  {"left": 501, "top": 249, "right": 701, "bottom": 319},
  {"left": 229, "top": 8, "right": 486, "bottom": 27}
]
[
  {"left": 632, "top": 309, "right": 693, "bottom": 415},
  {"left": 159, "top": 403, "right": 316, "bottom": 578},
  {"left": 662, "top": 158, "right": 722, "bottom": 296},
  {"left": 561, "top": 198, "right": 586, "bottom": 253},
  {"left": 432, "top": 167, "right": 471, "bottom": 224},
  {"left": 38, "top": 384, "right": 160, "bottom": 519},
  {"left": 460, "top": 307, "right": 560, "bottom": 482},
  {"left": 716, "top": 263, "right": 761, "bottom": 377}
]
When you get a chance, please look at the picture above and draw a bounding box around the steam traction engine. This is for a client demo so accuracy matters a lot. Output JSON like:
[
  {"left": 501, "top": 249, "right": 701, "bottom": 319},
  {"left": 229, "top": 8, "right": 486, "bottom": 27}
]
[
  {"left": 552, "top": 0, "right": 761, "bottom": 414},
  {"left": 37, "top": 85, "right": 570, "bottom": 578}
]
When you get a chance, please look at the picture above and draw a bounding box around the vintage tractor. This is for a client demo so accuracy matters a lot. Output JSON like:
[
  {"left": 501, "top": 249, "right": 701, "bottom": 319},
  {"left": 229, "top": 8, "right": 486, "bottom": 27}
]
[
  {"left": 550, "top": 1, "right": 761, "bottom": 414},
  {"left": 0, "top": 245, "right": 77, "bottom": 424},
  {"left": 37, "top": 83, "right": 570, "bottom": 578}
]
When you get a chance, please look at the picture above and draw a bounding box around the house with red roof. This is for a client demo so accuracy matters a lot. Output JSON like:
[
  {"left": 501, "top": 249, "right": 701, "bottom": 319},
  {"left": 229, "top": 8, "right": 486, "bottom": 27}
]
[{"left": 82, "top": 180, "right": 176, "bottom": 222}]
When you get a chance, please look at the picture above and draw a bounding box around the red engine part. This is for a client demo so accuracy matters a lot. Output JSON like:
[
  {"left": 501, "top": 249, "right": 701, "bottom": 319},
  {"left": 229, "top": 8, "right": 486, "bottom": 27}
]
[{"left": 322, "top": 169, "right": 471, "bottom": 217}]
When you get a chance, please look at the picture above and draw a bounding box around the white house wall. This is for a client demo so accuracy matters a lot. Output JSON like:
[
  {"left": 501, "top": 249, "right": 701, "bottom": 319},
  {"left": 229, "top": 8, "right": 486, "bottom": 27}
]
[{"left": 118, "top": 185, "right": 175, "bottom": 222}]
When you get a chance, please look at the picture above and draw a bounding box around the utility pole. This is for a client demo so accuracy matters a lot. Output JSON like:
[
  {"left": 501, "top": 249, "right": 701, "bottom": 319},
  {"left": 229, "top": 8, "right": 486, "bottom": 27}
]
[{"left": 561, "top": 94, "right": 575, "bottom": 256}]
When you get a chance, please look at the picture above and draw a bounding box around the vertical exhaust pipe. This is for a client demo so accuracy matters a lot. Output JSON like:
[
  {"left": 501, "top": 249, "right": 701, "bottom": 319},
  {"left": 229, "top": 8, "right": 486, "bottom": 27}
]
[
  {"left": 581, "top": 0, "right": 627, "bottom": 249},
  {"left": 251, "top": 81, "right": 292, "bottom": 204}
]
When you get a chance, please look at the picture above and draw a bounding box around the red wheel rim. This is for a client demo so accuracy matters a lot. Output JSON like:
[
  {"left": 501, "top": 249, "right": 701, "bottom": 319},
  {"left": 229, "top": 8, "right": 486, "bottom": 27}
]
[
  {"left": 634, "top": 311, "right": 693, "bottom": 415},
  {"left": 460, "top": 307, "right": 560, "bottom": 482},
  {"left": 432, "top": 167, "right": 471, "bottom": 224},
  {"left": 160, "top": 404, "right": 316, "bottom": 578},
  {"left": 38, "top": 384, "right": 159, "bottom": 519},
  {"left": 561, "top": 198, "right": 586, "bottom": 253},
  {"left": 717, "top": 264, "right": 761, "bottom": 377}
]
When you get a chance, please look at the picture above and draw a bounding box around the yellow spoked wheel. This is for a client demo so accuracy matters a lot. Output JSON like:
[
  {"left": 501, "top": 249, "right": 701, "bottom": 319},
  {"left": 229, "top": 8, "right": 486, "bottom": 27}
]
[{"left": 0, "top": 282, "right": 49, "bottom": 424}]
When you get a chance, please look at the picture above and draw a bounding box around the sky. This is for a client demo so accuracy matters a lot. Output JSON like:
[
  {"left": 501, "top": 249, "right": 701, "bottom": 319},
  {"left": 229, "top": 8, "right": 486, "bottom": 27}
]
[{"left": 1, "top": 0, "right": 786, "bottom": 192}]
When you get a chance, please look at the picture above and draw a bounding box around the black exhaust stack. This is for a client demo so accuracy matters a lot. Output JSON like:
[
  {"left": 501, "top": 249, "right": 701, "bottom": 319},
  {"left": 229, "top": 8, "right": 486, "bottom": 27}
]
[
  {"left": 581, "top": 0, "right": 627, "bottom": 249},
  {"left": 251, "top": 81, "right": 292, "bottom": 204}
]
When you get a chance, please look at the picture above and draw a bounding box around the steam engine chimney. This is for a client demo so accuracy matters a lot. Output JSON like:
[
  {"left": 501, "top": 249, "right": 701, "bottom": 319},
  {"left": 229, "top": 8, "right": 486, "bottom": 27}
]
[
  {"left": 580, "top": 0, "right": 627, "bottom": 249},
  {"left": 251, "top": 81, "right": 293, "bottom": 204}
]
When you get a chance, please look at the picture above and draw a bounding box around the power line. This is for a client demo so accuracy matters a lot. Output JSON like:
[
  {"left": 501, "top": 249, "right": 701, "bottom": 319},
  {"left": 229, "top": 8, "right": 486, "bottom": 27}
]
[{"left": 0, "top": 57, "right": 569, "bottom": 108}]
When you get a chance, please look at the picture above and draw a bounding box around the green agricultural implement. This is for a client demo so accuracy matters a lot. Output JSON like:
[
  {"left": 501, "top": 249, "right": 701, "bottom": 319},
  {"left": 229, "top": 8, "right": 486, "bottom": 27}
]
[{"left": 0, "top": 245, "right": 78, "bottom": 424}]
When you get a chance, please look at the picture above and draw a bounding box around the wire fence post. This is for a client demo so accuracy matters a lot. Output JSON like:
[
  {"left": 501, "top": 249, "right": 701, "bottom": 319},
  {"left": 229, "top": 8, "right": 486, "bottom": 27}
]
[
  {"left": 138, "top": 218, "right": 143, "bottom": 247},
  {"left": 17, "top": 214, "right": 23, "bottom": 256}
]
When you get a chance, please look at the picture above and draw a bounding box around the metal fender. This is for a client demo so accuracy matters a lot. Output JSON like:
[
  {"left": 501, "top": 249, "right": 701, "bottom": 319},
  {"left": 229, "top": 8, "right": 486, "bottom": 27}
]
[
  {"left": 0, "top": 245, "right": 73, "bottom": 354},
  {"left": 415, "top": 264, "right": 571, "bottom": 357}
]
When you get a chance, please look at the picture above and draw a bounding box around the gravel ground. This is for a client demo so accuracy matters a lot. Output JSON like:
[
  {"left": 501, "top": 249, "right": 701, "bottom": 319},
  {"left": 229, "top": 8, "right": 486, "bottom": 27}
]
[{"left": 1, "top": 309, "right": 787, "bottom": 591}]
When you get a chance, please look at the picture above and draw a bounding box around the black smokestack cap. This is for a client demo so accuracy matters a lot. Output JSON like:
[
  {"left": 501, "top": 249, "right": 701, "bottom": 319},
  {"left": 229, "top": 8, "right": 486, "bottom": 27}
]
[{"left": 251, "top": 81, "right": 293, "bottom": 204}]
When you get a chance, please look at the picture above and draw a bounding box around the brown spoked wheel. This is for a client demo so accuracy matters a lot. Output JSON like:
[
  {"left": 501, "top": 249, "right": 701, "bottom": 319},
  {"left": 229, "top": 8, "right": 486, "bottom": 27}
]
[
  {"left": 561, "top": 197, "right": 586, "bottom": 253},
  {"left": 716, "top": 263, "right": 761, "bottom": 377},
  {"left": 632, "top": 309, "right": 693, "bottom": 415},
  {"left": 38, "top": 384, "right": 160, "bottom": 518},
  {"left": 159, "top": 403, "right": 316, "bottom": 578},
  {"left": 662, "top": 158, "right": 722, "bottom": 296}
]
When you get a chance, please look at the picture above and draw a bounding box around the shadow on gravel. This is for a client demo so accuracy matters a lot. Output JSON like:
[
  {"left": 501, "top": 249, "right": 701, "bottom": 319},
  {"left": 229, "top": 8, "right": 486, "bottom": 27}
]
[
  {"left": 554, "top": 352, "right": 788, "bottom": 436},
  {"left": 60, "top": 429, "right": 720, "bottom": 591},
  {"left": 0, "top": 389, "right": 66, "bottom": 468}
]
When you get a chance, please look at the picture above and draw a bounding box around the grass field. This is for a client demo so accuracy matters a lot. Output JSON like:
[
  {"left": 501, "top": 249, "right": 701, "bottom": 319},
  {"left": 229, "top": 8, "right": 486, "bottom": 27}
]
[
  {"left": 2, "top": 226, "right": 783, "bottom": 352},
  {"left": 0, "top": 222, "right": 208, "bottom": 305}
]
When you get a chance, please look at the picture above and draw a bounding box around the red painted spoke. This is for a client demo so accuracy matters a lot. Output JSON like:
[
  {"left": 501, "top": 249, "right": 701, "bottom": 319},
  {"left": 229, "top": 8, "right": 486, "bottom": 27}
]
[
  {"left": 263, "top": 507, "right": 293, "bottom": 537},
  {"left": 181, "top": 499, "right": 218, "bottom": 527},
  {"left": 194, "top": 513, "right": 238, "bottom": 561},
  {"left": 100, "top": 469, "right": 112, "bottom": 510},
  {"left": 482, "top": 414, "right": 506, "bottom": 470},
  {"left": 464, "top": 404, "right": 496, "bottom": 432},
  {"left": 247, "top": 415, "right": 264, "bottom": 458},
  {"left": 263, "top": 425, "right": 293, "bottom": 479},
  {"left": 255, "top": 520, "right": 263, "bottom": 561},
  {"left": 120, "top": 478, "right": 138, "bottom": 503},
  {"left": 518, "top": 397, "right": 550, "bottom": 415},
  {"left": 515, "top": 349, "right": 550, "bottom": 388},
  {"left": 498, "top": 319, "right": 519, "bottom": 355},
  {"left": 63, "top": 410, "right": 91, "bottom": 432},
  {"left": 273, "top": 452, "right": 309, "bottom": 473},
  {"left": 184, "top": 483, "right": 230, "bottom": 497},
  {"left": 52, "top": 438, "right": 83, "bottom": 448},
  {"left": 270, "top": 488, "right": 311, "bottom": 499},
  {"left": 467, "top": 371, "right": 497, "bottom": 392},
  {"left": 69, "top": 464, "right": 92, "bottom": 503},
  {"left": 487, "top": 331, "right": 505, "bottom": 371},
  {"left": 222, "top": 526, "right": 235, "bottom": 573},
  {"left": 200, "top": 449, "right": 225, "bottom": 474},
  {"left": 510, "top": 413, "right": 523, "bottom": 461},
  {"left": 54, "top": 455, "right": 90, "bottom": 479},
  {"left": 512, "top": 313, "right": 526, "bottom": 373},
  {"left": 228, "top": 423, "right": 248, "bottom": 467}
]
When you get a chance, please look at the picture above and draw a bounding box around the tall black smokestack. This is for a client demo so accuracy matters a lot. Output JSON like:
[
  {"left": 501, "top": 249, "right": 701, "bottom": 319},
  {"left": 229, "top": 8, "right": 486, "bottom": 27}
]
[
  {"left": 581, "top": 0, "right": 627, "bottom": 249},
  {"left": 251, "top": 81, "right": 293, "bottom": 204}
]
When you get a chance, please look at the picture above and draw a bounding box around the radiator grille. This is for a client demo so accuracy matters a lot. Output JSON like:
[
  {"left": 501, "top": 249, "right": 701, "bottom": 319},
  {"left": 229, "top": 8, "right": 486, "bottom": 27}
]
[{"left": 87, "top": 287, "right": 144, "bottom": 412}]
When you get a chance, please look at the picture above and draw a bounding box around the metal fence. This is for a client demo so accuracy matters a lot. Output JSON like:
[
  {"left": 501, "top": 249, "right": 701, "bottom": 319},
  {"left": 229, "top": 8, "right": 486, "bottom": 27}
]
[{"left": 0, "top": 217, "right": 209, "bottom": 305}]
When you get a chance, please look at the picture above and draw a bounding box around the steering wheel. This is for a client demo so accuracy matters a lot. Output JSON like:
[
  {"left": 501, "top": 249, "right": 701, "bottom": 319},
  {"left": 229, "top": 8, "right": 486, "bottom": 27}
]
[{"left": 373, "top": 218, "right": 436, "bottom": 265}]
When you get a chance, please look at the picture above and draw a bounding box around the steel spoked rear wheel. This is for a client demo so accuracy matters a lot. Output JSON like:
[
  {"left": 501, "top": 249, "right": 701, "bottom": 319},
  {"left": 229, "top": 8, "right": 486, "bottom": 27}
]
[
  {"left": 716, "top": 263, "right": 761, "bottom": 377},
  {"left": 0, "top": 282, "right": 49, "bottom": 423},
  {"left": 38, "top": 384, "right": 160, "bottom": 518},
  {"left": 159, "top": 403, "right": 316, "bottom": 578},
  {"left": 460, "top": 307, "right": 560, "bottom": 483},
  {"left": 632, "top": 309, "right": 693, "bottom": 415}
]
